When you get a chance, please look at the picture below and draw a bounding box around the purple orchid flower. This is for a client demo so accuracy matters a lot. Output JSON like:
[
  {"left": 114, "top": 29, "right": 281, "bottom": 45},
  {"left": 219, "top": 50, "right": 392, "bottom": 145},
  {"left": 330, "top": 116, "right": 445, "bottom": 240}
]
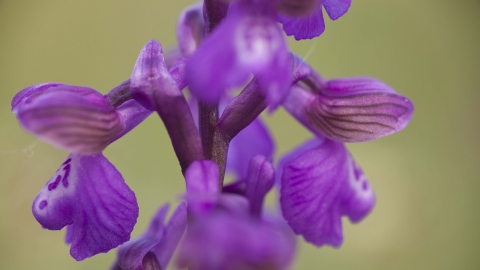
[
  {"left": 277, "top": 137, "right": 375, "bottom": 247},
  {"left": 178, "top": 158, "right": 296, "bottom": 270},
  {"left": 283, "top": 77, "right": 414, "bottom": 142},
  {"left": 11, "top": 81, "right": 152, "bottom": 260},
  {"left": 111, "top": 203, "right": 187, "bottom": 270},
  {"left": 277, "top": 0, "right": 352, "bottom": 40},
  {"left": 186, "top": 0, "right": 291, "bottom": 109}
]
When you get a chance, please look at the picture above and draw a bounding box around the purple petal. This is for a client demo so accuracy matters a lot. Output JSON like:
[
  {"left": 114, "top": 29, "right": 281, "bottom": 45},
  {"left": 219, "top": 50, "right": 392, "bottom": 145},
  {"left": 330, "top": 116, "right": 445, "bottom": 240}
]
[
  {"left": 280, "top": 138, "right": 346, "bottom": 247},
  {"left": 185, "top": 160, "right": 219, "bottom": 215},
  {"left": 245, "top": 155, "right": 275, "bottom": 217},
  {"left": 216, "top": 194, "right": 250, "bottom": 216},
  {"left": 112, "top": 99, "right": 153, "bottom": 142},
  {"left": 276, "top": 0, "right": 320, "bottom": 16},
  {"left": 177, "top": 3, "right": 204, "bottom": 57},
  {"left": 279, "top": 138, "right": 376, "bottom": 247},
  {"left": 187, "top": 3, "right": 291, "bottom": 105},
  {"left": 185, "top": 160, "right": 219, "bottom": 194},
  {"left": 131, "top": 40, "right": 178, "bottom": 111},
  {"left": 15, "top": 85, "right": 122, "bottom": 154},
  {"left": 277, "top": 5, "right": 325, "bottom": 40},
  {"left": 305, "top": 77, "right": 414, "bottom": 142},
  {"left": 341, "top": 155, "right": 375, "bottom": 223},
  {"left": 227, "top": 116, "right": 275, "bottom": 179},
  {"left": 222, "top": 180, "right": 246, "bottom": 195},
  {"left": 11, "top": 82, "right": 65, "bottom": 113},
  {"left": 113, "top": 204, "right": 169, "bottom": 270},
  {"left": 169, "top": 57, "right": 188, "bottom": 90},
  {"left": 112, "top": 203, "right": 187, "bottom": 270},
  {"left": 153, "top": 203, "right": 187, "bottom": 268},
  {"left": 322, "top": 0, "right": 351, "bottom": 20},
  {"left": 178, "top": 213, "right": 295, "bottom": 270},
  {"left": 276, "top": 137, "right": 326, "bottom": 185},
  {"left": 32, "top": 154, "right": 138, "bottom": 260},
  {"left": 257, "top": 38, "right": 292, "bottom": 110}
]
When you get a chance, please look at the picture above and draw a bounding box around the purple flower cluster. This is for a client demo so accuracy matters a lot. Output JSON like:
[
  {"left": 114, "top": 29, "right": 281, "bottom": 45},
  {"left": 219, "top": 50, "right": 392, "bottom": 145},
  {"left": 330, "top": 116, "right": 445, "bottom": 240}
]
[{"left": 11, "top": 0, "right": 413, "bottom": 269}]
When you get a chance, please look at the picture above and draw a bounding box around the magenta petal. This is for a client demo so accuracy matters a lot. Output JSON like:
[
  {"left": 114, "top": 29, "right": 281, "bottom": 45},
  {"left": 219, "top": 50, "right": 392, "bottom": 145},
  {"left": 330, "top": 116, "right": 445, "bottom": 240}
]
[
  {"left": 32, "top": 154, "right": 138, "bottom": 260},
  {"left": 245, "top": 155, "right": 275, "bottom": 217},
  {"left": 323, "top": 0, "right": 351, "bottom": 20},
  {"left": 15, "top": 86, "right": 122, "bottom": 154},
  {"left": 306, "top": 77, "right": 414, "bottom": 142},
  {"left": 227, "top": 116, "right": 275, "bottom": 179},
  {"left": 277, "top": 5, "right": 325, "bottom": 40}
]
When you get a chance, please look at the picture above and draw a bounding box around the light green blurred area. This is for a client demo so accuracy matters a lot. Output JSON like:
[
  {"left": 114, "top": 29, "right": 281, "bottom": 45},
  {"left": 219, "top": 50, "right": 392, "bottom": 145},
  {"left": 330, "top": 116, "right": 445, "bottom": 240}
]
[{"left": 0, "top": 0, "right": 479, "bottom": 269}]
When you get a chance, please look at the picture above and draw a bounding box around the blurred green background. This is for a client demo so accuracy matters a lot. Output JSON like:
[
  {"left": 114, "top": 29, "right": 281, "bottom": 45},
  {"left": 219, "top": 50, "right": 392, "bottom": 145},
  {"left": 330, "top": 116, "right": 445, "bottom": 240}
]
[{"left": 1, "top": 0, "right": 479, "bottom": 269}]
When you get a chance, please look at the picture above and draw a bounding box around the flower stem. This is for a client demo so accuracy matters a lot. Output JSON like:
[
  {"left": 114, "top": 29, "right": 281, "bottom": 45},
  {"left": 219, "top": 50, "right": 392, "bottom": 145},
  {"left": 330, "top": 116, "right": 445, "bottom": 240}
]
[
  {"left": 213, "top": 79, "right": 267, "bottom": 185},
  {"left": 199, "top": 102, "right": 219, "bottom": 159}
]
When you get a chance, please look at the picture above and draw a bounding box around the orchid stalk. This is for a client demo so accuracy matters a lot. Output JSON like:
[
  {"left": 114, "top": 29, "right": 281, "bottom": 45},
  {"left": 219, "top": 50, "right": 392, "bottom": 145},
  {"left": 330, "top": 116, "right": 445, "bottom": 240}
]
[{"left": 10, "top": 0, "right": 413, "bottom": 269}]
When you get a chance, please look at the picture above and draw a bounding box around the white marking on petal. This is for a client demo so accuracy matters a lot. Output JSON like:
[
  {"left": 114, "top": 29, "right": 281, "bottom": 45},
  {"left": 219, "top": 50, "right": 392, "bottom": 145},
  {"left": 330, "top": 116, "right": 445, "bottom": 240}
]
[{"left": 235, "top": 17, "right": 280, "bottom": 69}]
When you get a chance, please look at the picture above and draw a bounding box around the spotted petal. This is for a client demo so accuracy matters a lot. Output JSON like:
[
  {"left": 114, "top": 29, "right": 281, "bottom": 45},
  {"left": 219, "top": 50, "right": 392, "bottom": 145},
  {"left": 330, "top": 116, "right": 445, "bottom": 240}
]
[{"left": 32, "top": 154, "right": 138, "bottom": 260}]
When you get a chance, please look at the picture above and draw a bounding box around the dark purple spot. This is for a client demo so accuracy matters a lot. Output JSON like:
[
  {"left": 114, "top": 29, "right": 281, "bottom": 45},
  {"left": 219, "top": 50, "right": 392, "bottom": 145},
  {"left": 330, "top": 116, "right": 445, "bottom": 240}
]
[
  {"left": 39, "top": 200, "right": 48, "bottom": 209},
  {"left": 354, "top": 167, "right": 363, "bottom": 181},
  {"left": 62, "top": 164, "right": 71, "bottom": 187},
  {"left": 362, "top": 181, "right": 369, "bottom": 190},
  {"left": 62, "top": 158, "right": 72, "bottom": 165},
  {"left": 48, "top": 175, "right": 62, "bottom": 190}
]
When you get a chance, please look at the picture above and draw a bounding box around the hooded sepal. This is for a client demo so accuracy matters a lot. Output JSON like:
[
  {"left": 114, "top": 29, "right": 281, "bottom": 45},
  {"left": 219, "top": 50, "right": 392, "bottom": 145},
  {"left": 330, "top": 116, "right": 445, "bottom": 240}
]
[{"left": 12, "top": 84, "right": 122, "bottom": 154}]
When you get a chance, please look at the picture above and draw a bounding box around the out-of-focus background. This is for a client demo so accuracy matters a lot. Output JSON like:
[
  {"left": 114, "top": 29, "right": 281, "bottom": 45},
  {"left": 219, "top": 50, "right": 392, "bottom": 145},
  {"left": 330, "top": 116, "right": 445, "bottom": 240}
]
[{"left": 1, "top": 0, "right": 479, "bottom": 269}]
